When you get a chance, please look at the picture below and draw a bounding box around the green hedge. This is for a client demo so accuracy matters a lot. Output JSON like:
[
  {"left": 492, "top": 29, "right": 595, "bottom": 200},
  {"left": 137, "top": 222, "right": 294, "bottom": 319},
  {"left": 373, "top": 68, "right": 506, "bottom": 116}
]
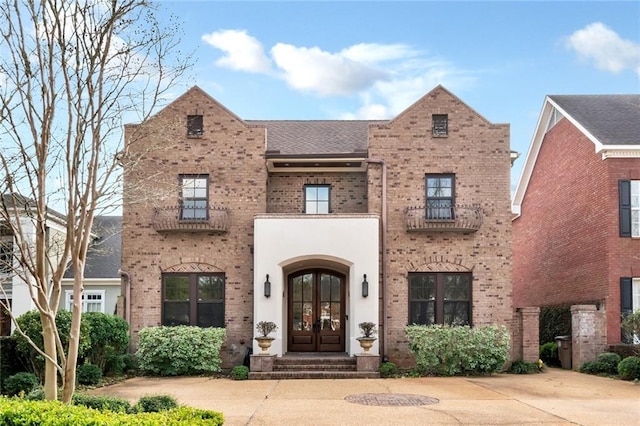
[
  {"left": 0, "top": 337, "right": 22, "bottom": 394},
  {"left": 405, "top": 324, "right": 510, "bottom": 376},
  {"left": 0, "top": 397, "right": 224, "bottom": 425},
  {"left": 136, "top": 326, "right": 226, "bottom": 376},
  {"left": 81, "top": 312, "right": 129, "bottom": 374}
]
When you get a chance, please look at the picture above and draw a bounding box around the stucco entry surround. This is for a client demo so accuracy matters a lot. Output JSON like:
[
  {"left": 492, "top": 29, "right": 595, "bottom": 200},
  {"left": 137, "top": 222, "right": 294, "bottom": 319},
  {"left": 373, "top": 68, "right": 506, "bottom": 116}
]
[{"left": 254, "top": 214, "right": 380, "bottom": 356}]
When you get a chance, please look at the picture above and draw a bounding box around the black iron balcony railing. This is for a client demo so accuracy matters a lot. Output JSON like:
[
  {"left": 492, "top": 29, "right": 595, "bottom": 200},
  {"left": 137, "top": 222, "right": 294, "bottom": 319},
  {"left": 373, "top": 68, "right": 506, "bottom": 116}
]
[
  {"left": 152, "top": 205, "right": 229, "bottom": 233},
  {"left": 404, "top": 205, "right": 483, "bottom": 233}
]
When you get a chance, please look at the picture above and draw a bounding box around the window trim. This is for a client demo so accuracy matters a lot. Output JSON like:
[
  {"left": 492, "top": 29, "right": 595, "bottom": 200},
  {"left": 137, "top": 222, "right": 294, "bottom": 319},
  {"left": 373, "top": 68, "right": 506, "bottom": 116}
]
[
  {"left": 432, "top": 114, "right": 448, "bottom": 137},
  {"left": 161, "top": 272, "right": 225, "bottom": 328},
  {"left": 425, "top": 174, "right": 455, "bottom": 220},
  {"left": 65, "top": 289, "right": 106, "bottom": 313},
  {"left": 303, "top": 184, "right": 331, "bottom": 214},
  {"left": 187, "top": 115, "right": 204, "bottom": 137},
  {"left": 408, "top": 272, "right": 472, "bottom": 326},
  {"left": 179, "top": 174, "right": 209, "bottom": 221}
]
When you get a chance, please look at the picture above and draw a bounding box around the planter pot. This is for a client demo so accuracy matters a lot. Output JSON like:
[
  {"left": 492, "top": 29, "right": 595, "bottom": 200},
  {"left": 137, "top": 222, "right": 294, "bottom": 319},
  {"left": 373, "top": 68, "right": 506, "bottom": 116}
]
[
  {"left": 255, "top": 336, "right": 275, "bottom": 354},
  {"left": 356, "top": 337, "right": 376, "bottom": 354}
]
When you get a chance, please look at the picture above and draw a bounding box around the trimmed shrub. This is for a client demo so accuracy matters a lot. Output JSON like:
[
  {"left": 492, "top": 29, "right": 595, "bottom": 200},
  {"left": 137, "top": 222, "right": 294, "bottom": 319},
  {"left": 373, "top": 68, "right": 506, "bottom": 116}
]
[
  {"left": 136, "top": 326, "right": 226, "bottom": 376},
  {"left": 379, "top": 362, "right": 399, "bottom": 378},
  {"left": 3, "top": 372, "right": 39, "bottom": 396},
  {"left": 580, "top": 352, "right": 621, "bottom": 376},
  {"left": 13, "top": 310, "right": 91, "bottom": 379},
  {"left": 508, "top": 360, "right": 540, "bottom": 374},
  {"left": 617, "top": 356, "right": 640, "bottom": 380},
  {"left": 230, "top": 365, "right": 249, "bottom": 380},
  {"left": 539, "top": 305, "right": 571, "bottom": 344},
  {"left": 135, "top": 395, "right": 179, "bottom": 413},
  {"left": 82, "top": 312, "right": 129, "bottom": 374},
  {"left": 621, "top": 310, "right": 640, "bottom": 344},
  {"left": 405, "top": 324, "right": 510, "bottom": 376},
  {"left": 72, "top": 393, "right": 133, "bottom": 413},
  {"left": 76, "top": 363, "right": 103, "bottom": 385},
  {"left": 0, "top": 397, "right": 224, "bottom": 425}
]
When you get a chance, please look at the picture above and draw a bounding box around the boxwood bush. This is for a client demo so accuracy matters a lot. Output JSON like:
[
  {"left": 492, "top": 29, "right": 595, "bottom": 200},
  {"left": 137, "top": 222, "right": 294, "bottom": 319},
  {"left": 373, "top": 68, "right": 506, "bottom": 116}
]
[
  {"left": 405, "top": 324, "right": 510, "bottom": 376},
  {"left": 580, "top": 352, "right": 621, "bottom": 376},
  {"left": 136, "top": 326, "right": 226, "bottom": 376},
  {"left": 81, "top": 312, "right": 129, "bottom": 374},
  {"left": 76, "top": 363, "right": 103, "bottom": 385},
  {"left": 617, "top": 356, "right": 640, "bottom": 380},
  {"left": 3, "top": 372, "right": 39, "bottom": 396},
  {"left": 0, "top": 397, "right": 224, "bottom": 425}
]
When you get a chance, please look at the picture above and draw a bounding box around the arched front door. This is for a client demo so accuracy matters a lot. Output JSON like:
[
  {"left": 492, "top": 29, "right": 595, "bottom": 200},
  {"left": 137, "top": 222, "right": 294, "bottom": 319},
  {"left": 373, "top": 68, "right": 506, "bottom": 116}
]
[{"left": 288, "top": 270, "right": 345, "bottom": 352}]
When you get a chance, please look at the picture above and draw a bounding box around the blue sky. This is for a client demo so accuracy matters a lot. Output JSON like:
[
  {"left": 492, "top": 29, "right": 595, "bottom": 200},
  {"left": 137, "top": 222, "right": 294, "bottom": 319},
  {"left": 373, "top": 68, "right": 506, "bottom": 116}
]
[{"left": 156, "top": 1, "right": 640, "bottom": 192}]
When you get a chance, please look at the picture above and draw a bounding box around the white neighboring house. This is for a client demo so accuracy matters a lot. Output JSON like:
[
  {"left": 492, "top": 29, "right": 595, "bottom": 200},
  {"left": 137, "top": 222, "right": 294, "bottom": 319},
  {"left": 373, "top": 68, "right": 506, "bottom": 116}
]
[
  {"left": 61, "top": 216, "right": 122, "bottom": 315},
  {"left": 0, "top": 197, "right": 69, "bottom": 336},
  {"left": 0, "top": 209, "right": 122, "bottom": 336}
]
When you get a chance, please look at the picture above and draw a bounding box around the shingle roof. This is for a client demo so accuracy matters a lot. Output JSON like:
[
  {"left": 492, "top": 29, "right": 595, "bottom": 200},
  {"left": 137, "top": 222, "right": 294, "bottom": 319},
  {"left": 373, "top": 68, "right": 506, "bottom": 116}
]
[
  {"left": 247, "top": 120, "right": 384, "bottom": 156},
  {"left": 549, "top": 95, "right": 640, "bottom": 146},
  {"left": 64, "top": 216, "right": 121, "bottom": 279}
]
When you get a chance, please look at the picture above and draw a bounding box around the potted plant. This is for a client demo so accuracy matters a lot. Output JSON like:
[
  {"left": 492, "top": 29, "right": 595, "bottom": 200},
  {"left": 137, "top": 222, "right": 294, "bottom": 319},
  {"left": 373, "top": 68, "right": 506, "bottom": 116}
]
[
  {"left": 255, "top": 321, "right": 277, "bottom": 354},
  {"left": 356, "top": 321, "right": 377, "bottom": 354}
]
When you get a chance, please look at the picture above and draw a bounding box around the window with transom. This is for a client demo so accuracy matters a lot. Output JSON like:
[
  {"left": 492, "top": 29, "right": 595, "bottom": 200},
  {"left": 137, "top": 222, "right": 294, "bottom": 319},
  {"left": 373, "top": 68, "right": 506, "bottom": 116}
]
[
  {"left": 162, "top": 273, "right": 225, "bottom": 327},
  {"left": 409, "top": 272, "right": 471, "bottom": 326}
]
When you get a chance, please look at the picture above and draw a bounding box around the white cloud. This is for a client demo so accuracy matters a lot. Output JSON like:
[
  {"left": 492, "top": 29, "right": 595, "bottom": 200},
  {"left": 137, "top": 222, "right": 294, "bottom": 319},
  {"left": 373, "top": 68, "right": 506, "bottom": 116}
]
[
  {"left": 270, "top": 43, "right": 389, "bottom": 96},
  {"left": 202, "top": 30, "right": 476, "bottom": 117},
  {"left": 201, "top": 29, "right": 272, "bottom": 73},
  {"left": 565, "top": 22, "right": 640, "bottom": 74}
]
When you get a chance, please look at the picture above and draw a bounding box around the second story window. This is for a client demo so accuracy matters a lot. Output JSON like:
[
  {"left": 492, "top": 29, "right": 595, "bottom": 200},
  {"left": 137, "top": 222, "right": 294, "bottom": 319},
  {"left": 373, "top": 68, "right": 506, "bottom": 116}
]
[
  {"left": 304, "top": 185, "right": 330, "bottom": 214},
  {"left": 187, "top": 115, "right": 204, "bottom": 137},
  {"left": 432, "top": 114, "right": 448, "bottom": 137},
  {"left": 180, "top": 175, "right": 208, "bottom": 220},
  {"left": 426, "top": 174, "right": 455, "bottom": 219},
  {"left": 619, "top": 180, "right": 640, "bottom": 237}
]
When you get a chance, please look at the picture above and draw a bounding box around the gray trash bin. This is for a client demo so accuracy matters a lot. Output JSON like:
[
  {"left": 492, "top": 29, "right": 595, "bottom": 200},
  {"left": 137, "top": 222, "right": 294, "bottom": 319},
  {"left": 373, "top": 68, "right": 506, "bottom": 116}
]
[{"left": 555, "top": 335, "right": 572, "bottom": 369}]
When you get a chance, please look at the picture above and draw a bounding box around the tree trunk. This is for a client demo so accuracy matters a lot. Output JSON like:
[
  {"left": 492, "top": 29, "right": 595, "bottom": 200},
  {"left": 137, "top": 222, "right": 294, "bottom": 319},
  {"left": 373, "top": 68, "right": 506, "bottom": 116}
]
[
  {"left": 61, "top": 272, "right": 84, "bottom": 403},
  {"left": 40, "top": 312, "right": 58, "bottom": 400}
]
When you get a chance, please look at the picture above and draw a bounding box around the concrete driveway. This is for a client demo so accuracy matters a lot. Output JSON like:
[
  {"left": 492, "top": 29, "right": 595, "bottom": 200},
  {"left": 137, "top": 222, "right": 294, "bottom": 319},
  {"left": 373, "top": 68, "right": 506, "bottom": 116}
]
[{"left": 89, "top": 368, "right": 640, "bottom": 425}]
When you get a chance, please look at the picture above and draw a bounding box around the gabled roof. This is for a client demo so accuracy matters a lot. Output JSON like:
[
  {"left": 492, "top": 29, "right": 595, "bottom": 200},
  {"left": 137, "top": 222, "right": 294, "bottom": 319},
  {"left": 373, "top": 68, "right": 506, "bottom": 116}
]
[
  {"left": 512, "top": 94, "right": 640, "bottom": 217},
  {"left": 248, "top": 120, "right": 380, "bottom": 156},
  {"left": 64, "top": 216, "right": 121, "bottom": 279}
]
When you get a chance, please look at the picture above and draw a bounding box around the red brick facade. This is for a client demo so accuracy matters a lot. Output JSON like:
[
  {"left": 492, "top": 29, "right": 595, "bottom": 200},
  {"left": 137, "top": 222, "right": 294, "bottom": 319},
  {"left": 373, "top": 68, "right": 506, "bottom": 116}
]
[
  {"left": 513, "top": 116, "right": 640, "bottom": 345},
  {"left": 122, "top": 86, "right": 514, "bottom": 368}
]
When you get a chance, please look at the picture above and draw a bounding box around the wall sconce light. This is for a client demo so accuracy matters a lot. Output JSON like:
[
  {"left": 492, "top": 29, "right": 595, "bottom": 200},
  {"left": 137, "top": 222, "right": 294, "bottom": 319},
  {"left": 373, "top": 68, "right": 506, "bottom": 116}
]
[
  {"left": 362, "top": 274, "right": 368, "bottom": 298},
  {"left": 264, "top": 274, "right": 271, "bottom": 298}
]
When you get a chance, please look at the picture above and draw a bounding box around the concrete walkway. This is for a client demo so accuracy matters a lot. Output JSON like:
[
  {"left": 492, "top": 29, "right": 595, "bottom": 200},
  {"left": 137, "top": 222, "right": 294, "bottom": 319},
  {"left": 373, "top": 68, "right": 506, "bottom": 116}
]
[{"left": 89, "top": 368, "right": 640, "bottom": 425}]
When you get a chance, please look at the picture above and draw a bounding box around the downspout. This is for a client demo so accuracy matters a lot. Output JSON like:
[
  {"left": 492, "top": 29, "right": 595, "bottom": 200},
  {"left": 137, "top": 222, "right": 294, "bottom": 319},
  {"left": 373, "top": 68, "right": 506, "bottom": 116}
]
[
  {"left": 366, "top": 158, "right": 387, "bottom": 359},
  {"left": 118, "top": 269, "right": 131, "bottom": 325}
]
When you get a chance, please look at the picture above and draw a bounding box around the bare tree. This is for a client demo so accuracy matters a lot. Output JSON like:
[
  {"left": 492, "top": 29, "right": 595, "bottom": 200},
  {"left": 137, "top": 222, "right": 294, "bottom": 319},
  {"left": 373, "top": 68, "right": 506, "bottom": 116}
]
[{"left": 0, "top": 0, "right": 189, "bottom": 402}]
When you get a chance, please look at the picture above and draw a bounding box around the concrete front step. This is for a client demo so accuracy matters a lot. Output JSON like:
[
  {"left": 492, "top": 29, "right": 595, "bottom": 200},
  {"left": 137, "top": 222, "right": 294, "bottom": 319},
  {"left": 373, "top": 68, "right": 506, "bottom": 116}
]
[
  {"left": 273, "top": 364, "right": 357, "bottom": 371},
  {"left": 248, "top": 371, "right": 380, "bottom": 380}
]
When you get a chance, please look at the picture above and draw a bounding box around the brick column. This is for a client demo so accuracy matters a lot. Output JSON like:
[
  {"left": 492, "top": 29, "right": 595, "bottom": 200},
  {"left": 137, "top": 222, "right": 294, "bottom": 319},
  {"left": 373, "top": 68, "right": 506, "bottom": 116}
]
[
  {"left": 571, "top": 304, "right": 606, "bottom": 369},
  {"left": 519, "top": 307, "right": 540, "bottom": 362}
]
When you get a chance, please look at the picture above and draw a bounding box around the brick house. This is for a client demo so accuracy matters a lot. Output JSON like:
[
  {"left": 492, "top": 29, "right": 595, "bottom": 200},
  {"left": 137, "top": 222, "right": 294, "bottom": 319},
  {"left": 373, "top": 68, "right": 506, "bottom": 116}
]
[
  {"left": 121, "top": 85, "right": 514, "bottom": 369},
  {"left": 512, "top": 95, "right": 640, "bottom": 361}
]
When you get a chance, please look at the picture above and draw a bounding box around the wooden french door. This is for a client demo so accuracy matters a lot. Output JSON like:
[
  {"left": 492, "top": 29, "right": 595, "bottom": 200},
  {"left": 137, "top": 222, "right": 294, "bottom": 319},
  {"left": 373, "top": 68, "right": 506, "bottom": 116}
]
[{"left": 288, "top": 270, "right": 345, "bottom": 352}]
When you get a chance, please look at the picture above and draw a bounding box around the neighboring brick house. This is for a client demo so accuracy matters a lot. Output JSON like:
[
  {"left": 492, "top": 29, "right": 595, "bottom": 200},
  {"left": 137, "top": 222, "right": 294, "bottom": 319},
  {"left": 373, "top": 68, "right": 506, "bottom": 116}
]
[
  {"left": 121, "top": 85, "right": 514, "bottom": 368},
  {"left": 512, "top": 95, "right": 640, "bottom": 355}
]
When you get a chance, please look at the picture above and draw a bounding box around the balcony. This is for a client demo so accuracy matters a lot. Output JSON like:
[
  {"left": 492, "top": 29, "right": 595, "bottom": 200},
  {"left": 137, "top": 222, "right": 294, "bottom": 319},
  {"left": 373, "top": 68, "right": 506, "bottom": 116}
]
[
  {"left": 152, "top": 206, "right": 229, "bottom": 233},
  {"left": 404, "top": 205, "right": 483, "bottom": 233}
]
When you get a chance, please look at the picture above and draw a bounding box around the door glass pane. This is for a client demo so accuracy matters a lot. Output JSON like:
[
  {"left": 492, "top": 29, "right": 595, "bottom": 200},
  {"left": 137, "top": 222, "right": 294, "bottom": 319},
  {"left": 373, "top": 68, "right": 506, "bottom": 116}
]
[
  {"left": 330, "top": 302, "right": 341, "bottom": 330},
  {"left": 292, "top": 276, "right": 302, "bottom": 301},
  {"left": 330, "top": 275, "right": 340, "bottom": 302},
  {"left": 165, "top": 276, "right": 189, "bottom": 301},
  {"left": 302, "top": 274, "right": 313, "bottom": 301},
  {"left": 320, "top": 274, "right": 330, "bottom": 301},
  {"left": 320, "top": 301, "right": 331, "bottom": 330},
  {"left": 293, "top": 303, "right": 303, "bottom": 331},
  {"left": 303, "top": 302, "right": 312, "bottom": 330}
]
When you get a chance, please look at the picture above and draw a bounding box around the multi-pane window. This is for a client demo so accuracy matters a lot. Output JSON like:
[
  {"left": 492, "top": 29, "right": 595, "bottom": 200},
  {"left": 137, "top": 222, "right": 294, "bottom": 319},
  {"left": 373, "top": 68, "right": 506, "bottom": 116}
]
[
  {"left": 426, "top": 174, "right": 455, "bottom": 219},
  {"left": 304, "top": 185, "right": 330, "bottom": 214},
  {"left": 180, "top": 175, "right": 208, "bottom": 220},
  {"left": 0, "top": 236, "right": 12, "bottom": 274},
  {"left": 65, "top": 290, "right": 105, "bottom": 313},
  {"left": 621, "top": 277, "right": 640, "bottom": 343},
  {"left": 432, "top": 114, "right": 448, "bottom": 136},
  {"left": 162, "top": 273, "right": 224, "bottom": 327},
  {"left": 187, "top": 115, "right": 204, "bottom": 137},
  {"left": 409, "top": 273, "right": 471, "bottom": 326},
  {"left": 619, "top": 180, "right": 640, "bottom": 237}
]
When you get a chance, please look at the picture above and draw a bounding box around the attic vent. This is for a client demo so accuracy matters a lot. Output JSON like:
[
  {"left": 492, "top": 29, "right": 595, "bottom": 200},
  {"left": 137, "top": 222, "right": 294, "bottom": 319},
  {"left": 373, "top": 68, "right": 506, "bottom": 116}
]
[
  {"left": 187, "top": 115, "right": 204, "bottom": 137},
  {"left": 546, "top": 108, "right": 563, "bottom": 133}
]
